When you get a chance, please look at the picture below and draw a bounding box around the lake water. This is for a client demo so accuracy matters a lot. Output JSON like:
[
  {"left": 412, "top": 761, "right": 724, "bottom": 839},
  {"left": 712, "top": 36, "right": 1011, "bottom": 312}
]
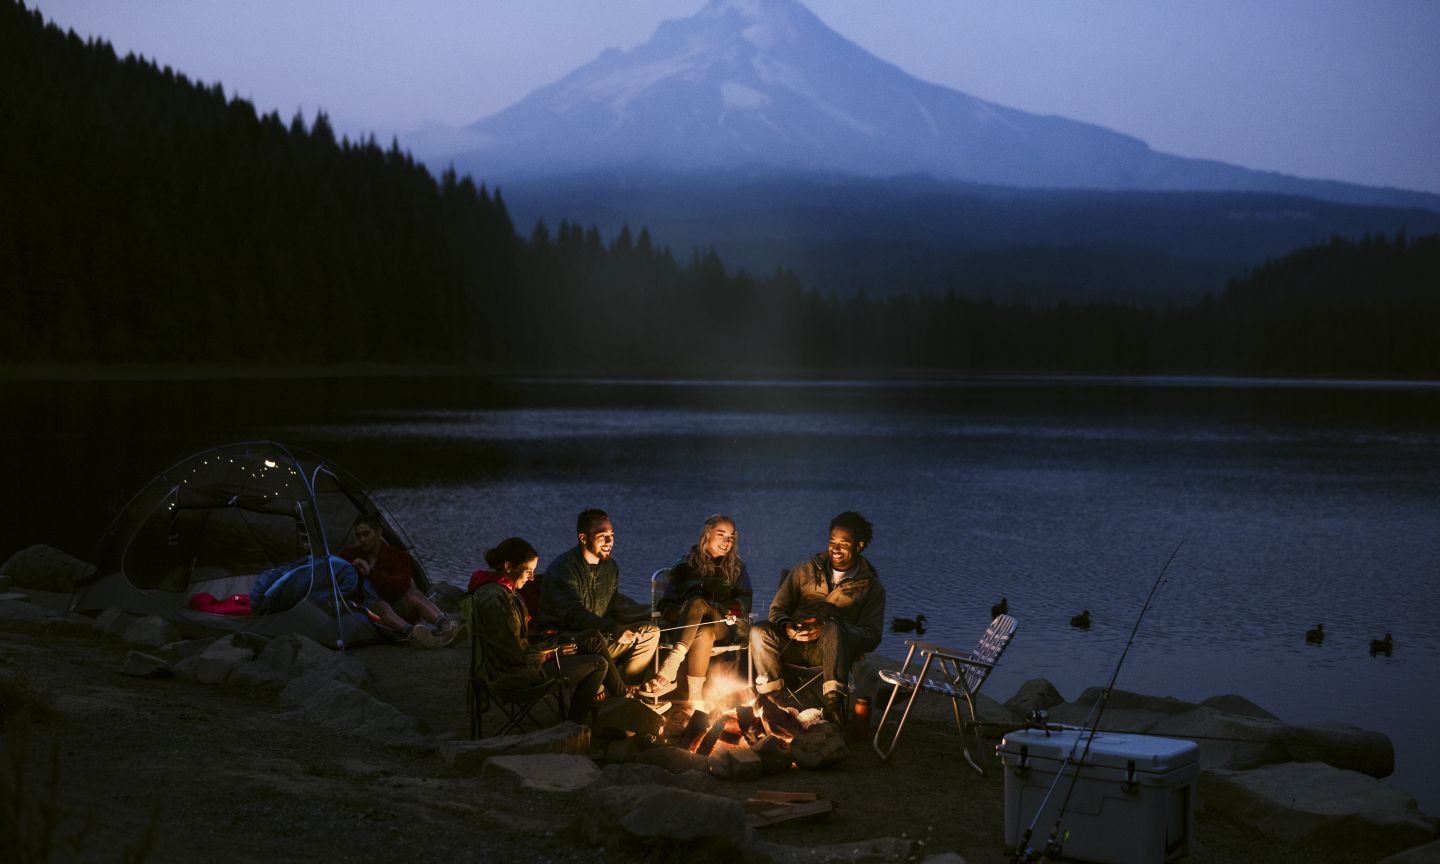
[{"left": 3, "top": 373, "right": 1438, "bottom": 811}]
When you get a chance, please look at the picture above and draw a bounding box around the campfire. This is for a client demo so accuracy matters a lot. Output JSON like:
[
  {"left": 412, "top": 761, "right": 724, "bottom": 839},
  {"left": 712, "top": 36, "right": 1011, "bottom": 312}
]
[{"left": 659, "top": 670, "right": 830, "bottom": 757}]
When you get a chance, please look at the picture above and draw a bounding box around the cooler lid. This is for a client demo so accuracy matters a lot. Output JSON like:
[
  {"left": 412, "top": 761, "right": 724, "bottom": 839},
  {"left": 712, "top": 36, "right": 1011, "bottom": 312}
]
[{"left": 999, "top": 728, "right": 1198, "bottom": 774}]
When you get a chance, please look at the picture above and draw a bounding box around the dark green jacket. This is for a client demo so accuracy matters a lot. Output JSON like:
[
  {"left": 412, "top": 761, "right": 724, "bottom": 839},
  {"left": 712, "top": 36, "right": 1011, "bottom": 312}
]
[
  {"left": 538, "top": 545, "right": 623, "bottom": 635},
  {"left": 470, "top": 582, "right": 547, "bottom": 688}
]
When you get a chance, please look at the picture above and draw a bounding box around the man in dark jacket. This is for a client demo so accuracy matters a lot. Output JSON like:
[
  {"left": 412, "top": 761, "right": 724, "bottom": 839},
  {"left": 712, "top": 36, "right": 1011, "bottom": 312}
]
[
  {"left": 538, "top": 508, "right": 659, "bottom": 688},
  {"left": 750, "top": 511, "right": 886, "bottom": 728}
]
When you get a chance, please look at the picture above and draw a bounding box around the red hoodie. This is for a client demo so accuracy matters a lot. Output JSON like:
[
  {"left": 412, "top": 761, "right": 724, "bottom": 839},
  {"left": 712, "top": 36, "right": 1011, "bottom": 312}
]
[{"left": 467, "top": 569, "right": 513, "bottom": 593}]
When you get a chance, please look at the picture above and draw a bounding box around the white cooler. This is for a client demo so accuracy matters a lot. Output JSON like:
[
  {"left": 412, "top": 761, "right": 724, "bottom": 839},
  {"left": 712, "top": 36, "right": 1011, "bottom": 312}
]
[{"left": 998, "top": 728, "right": 1198, "bottom": 864}]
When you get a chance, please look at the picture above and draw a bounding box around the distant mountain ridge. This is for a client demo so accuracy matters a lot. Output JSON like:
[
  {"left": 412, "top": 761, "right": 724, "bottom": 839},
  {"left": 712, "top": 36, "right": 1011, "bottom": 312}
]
[{"left": 422, "top": 0, "right": 1439, "bottom": 211}]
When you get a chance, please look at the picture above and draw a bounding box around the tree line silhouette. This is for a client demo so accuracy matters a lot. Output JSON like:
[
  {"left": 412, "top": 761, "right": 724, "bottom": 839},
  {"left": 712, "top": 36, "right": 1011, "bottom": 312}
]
[{"left": 3, "top": 1, "right": 1437, "bottom": 377}]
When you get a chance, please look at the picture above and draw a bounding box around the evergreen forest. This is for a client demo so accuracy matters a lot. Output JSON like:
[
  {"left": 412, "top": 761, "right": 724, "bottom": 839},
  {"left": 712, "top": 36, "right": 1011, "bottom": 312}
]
[{"left": 2, "top": 1, "right": 1438, "bottom": 377}]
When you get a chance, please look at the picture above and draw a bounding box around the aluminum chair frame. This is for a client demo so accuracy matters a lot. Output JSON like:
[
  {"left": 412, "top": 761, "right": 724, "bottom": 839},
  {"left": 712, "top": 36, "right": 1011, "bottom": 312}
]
[{"left": 871, "top": 613, "right": 1018, "bottom": 775}]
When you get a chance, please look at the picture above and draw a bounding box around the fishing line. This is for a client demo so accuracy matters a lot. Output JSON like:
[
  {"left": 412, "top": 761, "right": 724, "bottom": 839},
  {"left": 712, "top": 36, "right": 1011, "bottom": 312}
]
[{"left": 1011, "top": 539, "right": 1186, "bottom": 864}]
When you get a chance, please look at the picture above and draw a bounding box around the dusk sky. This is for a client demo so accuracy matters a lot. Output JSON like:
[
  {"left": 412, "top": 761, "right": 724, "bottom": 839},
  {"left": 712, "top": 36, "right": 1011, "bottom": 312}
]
[{"left": 29, "top": 0, "right": 1440, "bottom": 195}]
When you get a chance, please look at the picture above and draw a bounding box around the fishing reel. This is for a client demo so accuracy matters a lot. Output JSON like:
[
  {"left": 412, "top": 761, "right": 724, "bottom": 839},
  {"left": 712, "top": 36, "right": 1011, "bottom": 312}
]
[{"left": 1024, "top": 708, "right": 1050, "bottom": 732}]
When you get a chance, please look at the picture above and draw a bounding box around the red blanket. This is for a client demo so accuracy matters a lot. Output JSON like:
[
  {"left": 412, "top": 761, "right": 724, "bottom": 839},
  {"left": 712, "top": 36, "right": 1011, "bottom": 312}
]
[{"left": 189, "top": 592, "right": 253, "bottom": 617}]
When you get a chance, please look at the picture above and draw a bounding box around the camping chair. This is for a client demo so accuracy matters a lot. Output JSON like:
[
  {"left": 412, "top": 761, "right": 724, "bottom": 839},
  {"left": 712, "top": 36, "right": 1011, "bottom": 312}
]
[
  {"left": 649, "top": 568, "right": 751, "bottom": 700},
  {"left": 871, "top": 613, "right": 1018, "bottom": 775},
  {"left": 459, "top": 594, "right": 567, "bottom": 739}
]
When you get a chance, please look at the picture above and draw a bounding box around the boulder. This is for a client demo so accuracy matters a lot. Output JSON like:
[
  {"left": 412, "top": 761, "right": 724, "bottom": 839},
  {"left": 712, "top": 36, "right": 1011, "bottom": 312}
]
[
  {"left": 975, "top": 692, "right": 1019, "bottom": 739},
  {"left": 1379, "top": 839, "right": 1440, "bottom": 864},
  {"left": 160, "top": 636, "right": 219, "bottom": 660},
  {"left": 791, "top": 723, "right": 849, "bottom": 769},
  {"left": 174, "top": 634, "right": 257, "bottom": 684},
  {"left": 121, "top": 615, "right": 180, "bottom": 648},
  {"left": 428, "top": 583, "right": 466, "bottom": 615},
  {"left": 1199, "top": 693, "right": 1280, "bottom": 720},
  {"left": 636, "top": 745, "right": 713, "bottom": 775},
  {"left": 255, "top": 633, "right": 336, "bottom": 678},
  {"left": 280, "top": 678, "right": 430, "bottom": 748},
  {"left": 0, "top": 598, "right": 48, "bottom": 624},
  {"left": 0, "top": 545, "right": 94, "bottom": 592},
  {"left": 92, "top": 607, "right": 134, "bottom": 636},
  {"left": 593, "top": 697, "right": 664, "bottom": 739},
  {"left": 602, "top": 737, "right": 643, "bottom": 764},
  {"left": 585, "top": 783, "right": 749, "bottom": 849},
  {"left": 1005, "top": 678, "right": 1066, "bottom": 717},
  {"left": 439, "top": 722, "right": 591, "bottom": 774},
  {"left": 589, "top": 762, "right": 720, "bottom": 795},
  {"left": 1200, "top": 762, "right": 1436, "bottom": 857},
  {"left": 121, "top": 651, "right": 173, "bottom": 679},
  {"left": 278, "top": 653, "right": 371, "bottom": 705},
  {"left": 482, "top": 753, "right": 600, "bottom": 793}
]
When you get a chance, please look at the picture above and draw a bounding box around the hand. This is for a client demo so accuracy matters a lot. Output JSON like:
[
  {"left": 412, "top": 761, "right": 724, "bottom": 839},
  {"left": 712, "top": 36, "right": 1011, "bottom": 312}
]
[
  {"left": 352, "top": 558, "right": 371, "bottom": 576},
  {"left": 616, "top": 629, "right": 637, "bottom": 646},
  {"left": 559, "top": 641, "right": 578, "bottom": 656},
  {"left": 792, "top": 618, "right": 820, "bottom": 642},
  {"left": 724, "top": 613, "right": 738, "bottom": 626}
]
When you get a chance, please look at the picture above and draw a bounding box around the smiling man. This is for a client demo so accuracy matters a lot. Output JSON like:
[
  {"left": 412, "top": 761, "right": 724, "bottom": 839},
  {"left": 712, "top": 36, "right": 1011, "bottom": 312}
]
[
  {"left": 538, "top": 508, "right": 659, "bottom": 691},
  {"left": 750, "top": 511, "right": 886, "bottom": 728}
]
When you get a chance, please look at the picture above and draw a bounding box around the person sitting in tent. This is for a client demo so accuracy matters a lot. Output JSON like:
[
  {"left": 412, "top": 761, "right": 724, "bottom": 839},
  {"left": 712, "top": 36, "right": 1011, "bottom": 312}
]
[
  {"left": 338, "top": 512, "right": 460, "bottom": 647},
  {"left": 468, "top": 537, "right": 613, "bottom": 723}
]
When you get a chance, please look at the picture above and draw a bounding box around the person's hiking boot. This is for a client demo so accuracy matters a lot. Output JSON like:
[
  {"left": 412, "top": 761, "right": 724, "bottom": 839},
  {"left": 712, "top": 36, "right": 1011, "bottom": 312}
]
[
  {"left": 408, "top": 624, "right": 443, "bottom": 649},
  {"left": 438, "top": 617, "right": 466, "bottom": 648},
  {"left": 823, "top": 689, "right": 850, "bottom": 730}
]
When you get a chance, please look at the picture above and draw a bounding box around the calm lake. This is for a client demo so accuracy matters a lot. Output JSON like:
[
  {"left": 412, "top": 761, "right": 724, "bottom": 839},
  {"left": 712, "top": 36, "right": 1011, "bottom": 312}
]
[{"left": 4, "top": 373, "right": 1438, "bottom": 811}]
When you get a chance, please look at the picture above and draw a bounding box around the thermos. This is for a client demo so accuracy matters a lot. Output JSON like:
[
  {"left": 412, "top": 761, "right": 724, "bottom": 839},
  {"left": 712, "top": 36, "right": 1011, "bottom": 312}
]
[{"left": 851, "top": 696, "right": 871, "bottom": 742}]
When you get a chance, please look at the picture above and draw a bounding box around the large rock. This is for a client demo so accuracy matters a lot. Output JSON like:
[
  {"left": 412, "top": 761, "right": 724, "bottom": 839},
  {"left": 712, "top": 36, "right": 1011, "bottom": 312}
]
[
  {"left": 0, "top": 598, "right": 48, "bottom": 624},
  {"left": 121, "top": 615, "right": 180, "bottom": 648},
  {"left": 585, "top": 783, "right": 749, "bottom": 849},
  {"left": 589, "top": 762, "right": 720, "bottom": 795},
  {"left": 482, "top": 753, "right": 600, "bottom": 792},
  {"left": 791, "top": 723, "right": 849, "bottom": 769},
  {"left": 709, "top": 746, "right": 763, "bottom": 781},
  {"left": 1048, "top": 689, "right": 1394, "bottom": 777},
  {"left": 281, "top": 678, "right": 430, "bottom": 748},
  {"left": 92, "top": 607, "right": 135, "bottom": 636},
  {"left": 174, "top": 634, "right": 257, "bottom": 684},
  {"left": 439, "top": 722, "right": 591, "bottom": 774},
  {"left": 593, "top": 697, "right": 664, "bottom": 739},
  {"left": 277, "top": 653, "right": 372, "bottom": 705},
  {"left": 0, "top": 545, "right": 94, "bottom": 592},
  {"left": 636, "top": 745, "right": 713, "bottom": 775},
  {"left": 1005, "top": 678, "right": 1065, "bottom": 718},
  {"left": 231, "top": 633, "right": 338, "bottom": 688},
  {"left": 1201, "top": 762, "right": 1436, "bottom": 857},
  {"left": 121, "top": 651, "right": 173, "bottom": 679}
]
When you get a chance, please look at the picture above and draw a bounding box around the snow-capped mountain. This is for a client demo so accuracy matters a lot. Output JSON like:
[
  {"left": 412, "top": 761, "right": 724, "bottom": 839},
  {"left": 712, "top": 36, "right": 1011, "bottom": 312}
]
[{"left": 422, "top": 0, "right": 1435, "bottom": 209}]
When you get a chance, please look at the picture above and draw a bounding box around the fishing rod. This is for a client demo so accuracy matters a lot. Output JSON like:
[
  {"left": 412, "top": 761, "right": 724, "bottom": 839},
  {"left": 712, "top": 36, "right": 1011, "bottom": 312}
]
[{"left": 1010, "top": 539, "right": 1186, "bottom": 864}]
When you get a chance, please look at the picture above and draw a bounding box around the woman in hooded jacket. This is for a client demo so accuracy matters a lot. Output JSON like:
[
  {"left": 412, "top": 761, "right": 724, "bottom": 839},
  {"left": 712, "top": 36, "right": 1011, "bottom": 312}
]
[
  {"left": 467, "top": 537, "right": 616, "bottom": 722},
  {"left": 642, "top": 514, "right": 752, "bottom": 704}
]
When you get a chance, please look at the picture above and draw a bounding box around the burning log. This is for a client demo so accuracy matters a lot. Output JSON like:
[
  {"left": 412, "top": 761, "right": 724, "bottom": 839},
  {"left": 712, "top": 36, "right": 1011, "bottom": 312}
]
[
  {"left": 755, "top": 693, "right": 805, "bottom": 740},
  {"left": 750, "top": 735, "right": 795, "bottom": 773},
  {"left": 695, "top": 714, "right": 729, "bottom": 756},
  {"left": 679, "top": 709, "right": 712, "bottom": 748},
  {"left": 735, "top": 704, "right": 759, "bottom": 737}
]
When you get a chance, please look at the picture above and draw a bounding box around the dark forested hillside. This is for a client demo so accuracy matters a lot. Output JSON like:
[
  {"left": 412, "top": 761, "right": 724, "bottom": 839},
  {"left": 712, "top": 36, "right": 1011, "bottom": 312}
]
[{"left": 2, "top": 1, "right": 1437, "bottom": 377}]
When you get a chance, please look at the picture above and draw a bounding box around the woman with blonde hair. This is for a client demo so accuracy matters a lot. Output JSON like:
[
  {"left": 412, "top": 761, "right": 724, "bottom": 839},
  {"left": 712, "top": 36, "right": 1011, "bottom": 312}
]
[{"left": 642, "top": 514, "right": 752, "bottom": 703}]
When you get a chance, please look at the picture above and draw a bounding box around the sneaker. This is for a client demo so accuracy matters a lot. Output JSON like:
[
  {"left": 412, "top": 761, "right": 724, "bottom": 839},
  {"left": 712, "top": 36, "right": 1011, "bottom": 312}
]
[
  {"left": 643, "top": 700, "right": 672, "bottom": 715},
  {"left": 440, "top": 620, "right": 466, "bottom": 648},
  {"left": 638, "top": 676, "right": 677, "bottom": 698},
  {"left": 409, "top": 625, "right": 443, "bottom": 649}
]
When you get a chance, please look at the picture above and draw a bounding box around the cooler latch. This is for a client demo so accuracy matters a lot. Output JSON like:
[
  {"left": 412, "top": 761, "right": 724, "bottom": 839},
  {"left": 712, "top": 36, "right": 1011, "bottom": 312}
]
[
  {"left": 1122, "top": 759, "right": 1138, "bottom": 794},
  {"left": 1013, "top": 744, "right": 1030, "bottom": 778}
]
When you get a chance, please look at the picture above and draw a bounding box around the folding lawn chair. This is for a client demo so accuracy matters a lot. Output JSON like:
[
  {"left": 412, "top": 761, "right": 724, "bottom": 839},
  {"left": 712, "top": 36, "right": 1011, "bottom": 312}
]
[
  {"left": 871, "top": 613, "right": 1018, "bottom": 775},
  {"left": 459, "top": 593, "right": 567, "bottom": 739}
]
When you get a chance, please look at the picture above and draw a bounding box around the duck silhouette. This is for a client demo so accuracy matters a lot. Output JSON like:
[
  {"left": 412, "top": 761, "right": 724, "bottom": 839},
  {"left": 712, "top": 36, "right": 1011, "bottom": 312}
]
[
  {"left": 1305, "top": 623, "right": 1324, "bottom": 644},
  {"left": 891, "top": 614, "right": 928, "bottom": 635},
  {"left": 1070, "top": 610, "right": 1092, "bottom": 629},
  {"left": 990, "top": 597, "right": 1008, "bottom": 620},
  {"left": 1369, "top": 633, "right": 1393, "bottom": 656}
]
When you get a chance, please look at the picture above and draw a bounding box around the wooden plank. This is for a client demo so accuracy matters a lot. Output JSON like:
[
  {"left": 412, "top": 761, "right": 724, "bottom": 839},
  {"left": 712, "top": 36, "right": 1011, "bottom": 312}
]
[
  {"left": 744, "top": 798, "right": 834, "bottom": 828},
  {"left": 751, "top": 790, "right": 818, "bottom": 803}
]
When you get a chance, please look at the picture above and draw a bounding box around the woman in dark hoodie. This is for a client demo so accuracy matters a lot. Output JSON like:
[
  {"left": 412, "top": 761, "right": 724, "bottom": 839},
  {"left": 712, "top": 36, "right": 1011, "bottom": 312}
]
[
  {"left": 467, "top": 537, "right": 614, "bottom": 722},
  {"left": 641, "top": 514, "right": 752, "bottom": 704}
]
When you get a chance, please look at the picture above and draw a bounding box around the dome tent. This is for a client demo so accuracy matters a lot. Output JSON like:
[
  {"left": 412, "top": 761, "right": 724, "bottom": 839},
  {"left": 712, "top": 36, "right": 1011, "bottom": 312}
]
[{"left": 72, "top": 441, "right": 431, "bottom": 648}]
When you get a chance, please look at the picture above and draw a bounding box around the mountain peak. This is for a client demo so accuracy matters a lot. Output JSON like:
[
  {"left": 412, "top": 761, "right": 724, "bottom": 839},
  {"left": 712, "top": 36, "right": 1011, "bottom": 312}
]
[{"left": 425, "top": 0, "right": 1438, "bottom": 209}]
